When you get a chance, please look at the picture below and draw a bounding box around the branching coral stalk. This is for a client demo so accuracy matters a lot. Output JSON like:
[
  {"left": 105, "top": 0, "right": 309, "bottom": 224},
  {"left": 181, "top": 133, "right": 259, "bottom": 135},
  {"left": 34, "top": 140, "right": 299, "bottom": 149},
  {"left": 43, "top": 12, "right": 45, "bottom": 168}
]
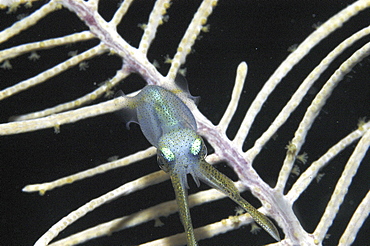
[{"left": 0, "top": 0, "right": 369, "bottom": 245}]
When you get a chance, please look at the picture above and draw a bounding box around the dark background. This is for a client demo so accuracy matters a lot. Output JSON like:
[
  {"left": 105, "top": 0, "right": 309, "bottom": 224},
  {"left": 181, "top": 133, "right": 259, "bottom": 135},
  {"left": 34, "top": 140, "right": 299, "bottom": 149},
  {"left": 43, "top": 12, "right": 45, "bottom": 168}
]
[{"left": 0, "top": 1, "right": 369, "bottom": 245}]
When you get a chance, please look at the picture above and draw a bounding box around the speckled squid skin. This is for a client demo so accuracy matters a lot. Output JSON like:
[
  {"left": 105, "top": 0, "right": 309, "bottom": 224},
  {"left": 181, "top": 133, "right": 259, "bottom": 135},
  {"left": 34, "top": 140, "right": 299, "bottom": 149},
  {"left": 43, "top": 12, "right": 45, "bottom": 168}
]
[{"left": 118, "top": 85, "right": 280, "bottom": 245}]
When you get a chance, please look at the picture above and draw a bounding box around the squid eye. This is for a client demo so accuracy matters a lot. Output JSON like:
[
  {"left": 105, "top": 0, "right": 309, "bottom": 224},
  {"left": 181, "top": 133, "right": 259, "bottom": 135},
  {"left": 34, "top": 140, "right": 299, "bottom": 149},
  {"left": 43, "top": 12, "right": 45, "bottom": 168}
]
[
  {"left": 157, "top": 154, "right": 169, "bottom": 172},
  {"left": 190, "top": 138, "right": 202, "bottom": 155},
  {"left": 157, "top": 147, "right": 174, "bottom": 173},
  {"left": 161, "top": 147, "right": 175, "bottom": 161},
  {"left": 190, "top": 138, "right": 206, "bottom": 157}
]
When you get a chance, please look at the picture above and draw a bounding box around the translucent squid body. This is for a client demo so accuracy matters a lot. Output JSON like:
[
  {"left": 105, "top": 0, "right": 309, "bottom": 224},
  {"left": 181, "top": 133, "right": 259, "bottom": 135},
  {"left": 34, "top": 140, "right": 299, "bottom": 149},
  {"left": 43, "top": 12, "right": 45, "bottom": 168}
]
[{"left": 117, "top": 82, "right": 280, "bottom": 245}]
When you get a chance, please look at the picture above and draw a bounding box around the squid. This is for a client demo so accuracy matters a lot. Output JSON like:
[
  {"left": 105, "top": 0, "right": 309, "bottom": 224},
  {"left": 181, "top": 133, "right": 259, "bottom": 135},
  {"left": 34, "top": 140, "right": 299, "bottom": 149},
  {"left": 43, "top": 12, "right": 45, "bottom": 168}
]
[{"left": 116, "top": 81, "right": 280, "bottom": 245}]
